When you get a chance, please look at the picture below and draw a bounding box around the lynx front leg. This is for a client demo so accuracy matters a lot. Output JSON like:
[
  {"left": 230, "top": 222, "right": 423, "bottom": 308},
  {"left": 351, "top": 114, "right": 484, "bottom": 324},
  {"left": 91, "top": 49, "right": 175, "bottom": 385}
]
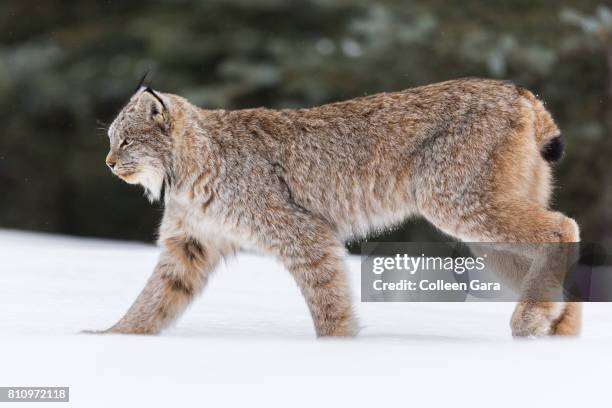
[
  {"left": 99, "top": 236, "right": 220, "bottom": 335},
  {"left": 256, "top": 208, "right": 357, "bottom": 337},
  {"left": 285, "top": 245, "right": 357, "bottom": 337}
]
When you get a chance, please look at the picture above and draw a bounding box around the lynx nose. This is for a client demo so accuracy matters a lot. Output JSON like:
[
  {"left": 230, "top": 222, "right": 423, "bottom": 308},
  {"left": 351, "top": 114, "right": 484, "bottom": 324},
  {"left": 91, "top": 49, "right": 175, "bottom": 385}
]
[{"left": 105, "top": 157, "right": 116, "bottom": 170}]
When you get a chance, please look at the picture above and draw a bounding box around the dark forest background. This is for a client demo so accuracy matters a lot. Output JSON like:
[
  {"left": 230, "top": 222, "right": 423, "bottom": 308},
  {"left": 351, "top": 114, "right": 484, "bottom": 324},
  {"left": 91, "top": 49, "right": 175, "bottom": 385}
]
[{"left": 0, "top": 0, "right": 611, "bottom": 250}]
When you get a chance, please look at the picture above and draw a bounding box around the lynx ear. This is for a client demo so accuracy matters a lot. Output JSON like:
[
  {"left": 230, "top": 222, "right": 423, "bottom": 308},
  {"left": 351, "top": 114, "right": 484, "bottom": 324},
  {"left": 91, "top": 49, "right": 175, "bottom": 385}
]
[
  {"left": 142, "top": 87, "right": 169, "bottom": 127},
  {"left": 144, "top": 87, "right": 166, "bottom": 110}
]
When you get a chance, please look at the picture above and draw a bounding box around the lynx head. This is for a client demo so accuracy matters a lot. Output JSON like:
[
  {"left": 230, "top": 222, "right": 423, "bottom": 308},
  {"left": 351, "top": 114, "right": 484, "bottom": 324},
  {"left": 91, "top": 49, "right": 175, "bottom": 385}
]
[{"left": 106, "top": 85, "right": 174, "bottom": 202}]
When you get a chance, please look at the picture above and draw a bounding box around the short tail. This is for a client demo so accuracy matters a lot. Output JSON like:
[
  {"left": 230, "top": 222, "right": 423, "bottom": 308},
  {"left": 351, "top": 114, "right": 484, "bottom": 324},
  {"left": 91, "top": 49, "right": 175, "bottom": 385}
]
[
  {"left": 541, "top": 135, "right": 564, "bottom": 163},
  {"left": 517, "top": 86, "right": 564, "bottom": 163}
]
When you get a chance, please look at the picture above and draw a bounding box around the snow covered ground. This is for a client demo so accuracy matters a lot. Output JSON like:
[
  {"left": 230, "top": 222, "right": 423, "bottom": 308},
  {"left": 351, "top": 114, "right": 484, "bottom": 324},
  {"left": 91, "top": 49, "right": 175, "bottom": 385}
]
[{"left": 1, "top": 229, "right": 611, "bottom": 407}]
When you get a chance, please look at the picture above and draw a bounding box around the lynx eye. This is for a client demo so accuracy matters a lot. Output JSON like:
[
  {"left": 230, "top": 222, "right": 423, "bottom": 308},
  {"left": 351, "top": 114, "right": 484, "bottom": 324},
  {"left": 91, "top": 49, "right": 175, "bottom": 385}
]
[{"left": 120, "top": 138, "right": 133, "bottom": 148}]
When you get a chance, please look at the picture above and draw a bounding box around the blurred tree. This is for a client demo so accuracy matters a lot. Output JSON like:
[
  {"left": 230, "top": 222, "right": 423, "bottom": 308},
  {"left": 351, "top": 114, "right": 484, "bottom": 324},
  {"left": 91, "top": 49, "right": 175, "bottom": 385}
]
[
  {"left": 0, "top": 0, "right": 609, "bottom": 249},
  {"left": 561, "top": 5, "right": 612, "bottom": 244}
]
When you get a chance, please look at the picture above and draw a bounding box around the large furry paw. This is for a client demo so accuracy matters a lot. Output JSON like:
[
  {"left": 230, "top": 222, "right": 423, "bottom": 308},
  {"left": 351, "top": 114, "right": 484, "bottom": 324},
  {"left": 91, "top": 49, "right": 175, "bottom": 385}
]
[
  {"left": 510, "top": 302, "right": 564, "bottom": 338},
  {"left": 316, "top": 314, "right": 360, "bottom": 338}
]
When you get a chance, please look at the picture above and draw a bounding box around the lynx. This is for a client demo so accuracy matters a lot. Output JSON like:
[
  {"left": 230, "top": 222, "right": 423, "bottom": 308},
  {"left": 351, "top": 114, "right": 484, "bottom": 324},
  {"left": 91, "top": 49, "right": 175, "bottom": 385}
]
[{"left": 93, "top": 77, "right": 580, "bottom": 338}]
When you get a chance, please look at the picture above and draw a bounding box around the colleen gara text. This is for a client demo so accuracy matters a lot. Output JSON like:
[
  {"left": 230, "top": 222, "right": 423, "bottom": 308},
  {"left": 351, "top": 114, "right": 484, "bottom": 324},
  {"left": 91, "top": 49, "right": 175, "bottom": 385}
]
[{"left": 373, "top": 279, "right": 501, "bottom": 292}]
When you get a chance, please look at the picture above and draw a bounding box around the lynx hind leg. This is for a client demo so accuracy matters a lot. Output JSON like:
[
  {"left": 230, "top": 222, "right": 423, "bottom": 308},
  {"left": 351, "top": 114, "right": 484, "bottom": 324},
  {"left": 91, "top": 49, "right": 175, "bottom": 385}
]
[
  {"left": 422, "top": 195, "right": 580, "bottom": 337},
  {"left": 469, "top": 244, "right": 581, "bottom": 337},
  {"left": 504, "top": 210, "right": 580, "bottom": 337},
  {"left": 486, "top": 207, "right": 579, "bottom": 337}
]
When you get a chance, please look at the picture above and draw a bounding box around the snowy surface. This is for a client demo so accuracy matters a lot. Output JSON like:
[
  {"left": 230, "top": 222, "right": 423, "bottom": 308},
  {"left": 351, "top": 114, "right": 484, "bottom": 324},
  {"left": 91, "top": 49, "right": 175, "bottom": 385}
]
[{"left": 1, "top": 229, "right": 611, "bottom": 408}]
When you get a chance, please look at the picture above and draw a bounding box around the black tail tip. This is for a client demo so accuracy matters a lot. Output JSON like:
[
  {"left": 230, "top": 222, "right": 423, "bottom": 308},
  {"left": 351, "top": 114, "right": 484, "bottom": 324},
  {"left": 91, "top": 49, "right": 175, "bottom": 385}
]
[{"left": 541, "top": 135, "right": 564, "bottom": 163}]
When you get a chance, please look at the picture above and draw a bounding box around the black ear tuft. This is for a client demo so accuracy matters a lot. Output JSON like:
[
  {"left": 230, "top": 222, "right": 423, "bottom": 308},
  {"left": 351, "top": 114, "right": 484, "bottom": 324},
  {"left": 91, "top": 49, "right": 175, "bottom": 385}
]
[{"left": 134, "top": 70, "right": 150, "bottom": 93}]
